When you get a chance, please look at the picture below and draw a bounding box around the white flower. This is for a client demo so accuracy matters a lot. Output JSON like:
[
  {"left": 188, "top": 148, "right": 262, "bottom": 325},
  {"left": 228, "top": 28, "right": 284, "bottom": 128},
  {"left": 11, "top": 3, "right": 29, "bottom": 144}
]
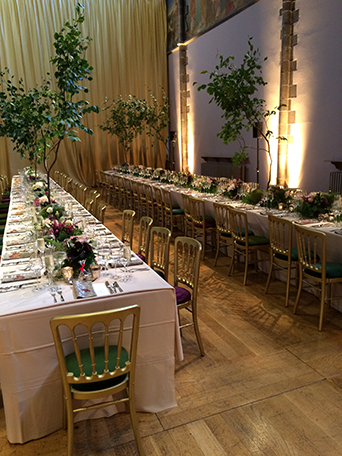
[
  {"left": 39, "top": 196, "right": 48, "bottom": 204},
  {"left": 65, "top": 220, "right": 73, "bottom": 226},
  {"left": 46, "top": 207, "right": 53, "bottom": 213}
]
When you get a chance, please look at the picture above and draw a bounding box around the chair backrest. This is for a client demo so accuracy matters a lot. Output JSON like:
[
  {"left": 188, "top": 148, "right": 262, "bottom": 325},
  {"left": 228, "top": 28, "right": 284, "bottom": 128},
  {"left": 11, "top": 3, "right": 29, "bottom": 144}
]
[
  {"left": 122, "top": 209, "right": 135, "bottom": 249},
  {"left": 182, "top": 194, "right": 191, "bottom": 219},
  {"left": 65, "top": 177, "right": 73, "bottom": 193},
  {"left": 188, "top": 197, "right": 205, "bottom": 227},
  {"left": 228, "top": 206, "right": 249, "bottom": 244},
  {"left": 138, "top": 216, "right": 153, "bottom": 259},
  {"left": 213, "top": 202, "right": 231, "bottom": 235},
  {"left": 54, "top": 170, "right": 60, "bottom": 184},
  {"left": 50, "top": 305, "right": 140, "bottom": 388},
  {"left": 96, "top": 202, "right": 107, "bottom": 224},
  {"left": 84, "top": 197, "right": 94, "bottom": 213},
  {"left": 268, "top": 214, "right": 294, "bottom": 262},
  {"left": 150, "top": 226, "right": 171, "bottom": 280},
  {"left": 174, "top": 236, "right": 202, "bottom": 299},
  {"left": 161, "top": 187, "right": 172, "bottom": 212},
  {"left": 153, "top": 186, "right": 164, "bottom": 223},
  {"left": 294, "top": 224, "right": 326, "bottom": 279}
]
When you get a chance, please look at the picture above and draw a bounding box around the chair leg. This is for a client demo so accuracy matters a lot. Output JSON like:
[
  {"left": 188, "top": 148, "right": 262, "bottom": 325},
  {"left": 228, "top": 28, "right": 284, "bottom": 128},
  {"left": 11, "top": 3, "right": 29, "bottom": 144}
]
[
  {"left": 319, "top": 282, "right": 326, "bottom": 331},
  {"left": 228, "top": 245, "right": 235, "bottom": 276},
  {"left": 66, "top": 398, "right": 74, "bottom": 456},
  {"left": 243, "top": 250, "right": 249, "bottom": 286},
  {"left": 293, "top": 268, "right": 303, "bottom": 315},
  {"left": 265, "top": 258, "right": 274, "bottom": 295},
  {"left": 128, "top": 395, "right": 145, "bottom": 456},
  {"left": 214, "top": 233, "right": 220, "bottom": 266},
  {"left": 285, "top": 264, "right": 291, "bottom": 307},
  {"left": 193, "top": 311, "right": 205, "bottom": 356}
]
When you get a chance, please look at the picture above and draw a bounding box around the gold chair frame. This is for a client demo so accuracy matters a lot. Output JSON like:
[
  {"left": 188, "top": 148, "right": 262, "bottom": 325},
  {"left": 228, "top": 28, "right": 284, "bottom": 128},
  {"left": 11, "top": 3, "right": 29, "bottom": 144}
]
[
  {"left": 153, "top": 186, "right": 164, "bottom": 226},
  {"left": 150, "top": 226, "right": 171, "bottom": 281},
  {"left": 50, "top": 305, "right": 144, "bottom": 456},
  {"left": 122, "top": 209, "right": 135, "bottom": 250},
  {"left": 161, "top": 187, "right": 184, "bottom": 234},
  {"left": 228, "top": 206, "right": 270, "bottom": 285},
  {"left": 181, "top": 193, "right": 193, "bottom": 236},
  {"left": 294, "top": 224, "right": 342, "bottom": 331},
  {"left": 174, "top": 236, "right": 204, "bottom": 356},
  {"left": 188, "top": 196, "right": 216, "bottom": 259},
  {"left": 213, "top": 202, "right": 232, "bottom": 266},
  {"left": 265, "top": 214, "right": 298, "bottom": 307},
  {"left": 138, "top": 216, "right": 153, "bottom": 261}
]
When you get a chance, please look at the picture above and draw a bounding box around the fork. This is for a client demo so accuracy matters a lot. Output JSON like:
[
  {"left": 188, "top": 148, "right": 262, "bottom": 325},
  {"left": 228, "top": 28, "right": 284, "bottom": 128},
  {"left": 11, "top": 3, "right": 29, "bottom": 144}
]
[
  {"left": 50, "top": 287, "right": 57, "bottom": 303},
  {"left": 55, "top": 286, "right": 65, "bottom": 302}
]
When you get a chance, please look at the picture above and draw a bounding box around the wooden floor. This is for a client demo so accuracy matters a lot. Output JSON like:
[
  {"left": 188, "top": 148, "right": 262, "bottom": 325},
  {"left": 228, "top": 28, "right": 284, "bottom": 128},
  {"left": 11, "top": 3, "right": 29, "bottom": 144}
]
[{"left": 2, "top": 205, "right": 342, "bottom": 455}]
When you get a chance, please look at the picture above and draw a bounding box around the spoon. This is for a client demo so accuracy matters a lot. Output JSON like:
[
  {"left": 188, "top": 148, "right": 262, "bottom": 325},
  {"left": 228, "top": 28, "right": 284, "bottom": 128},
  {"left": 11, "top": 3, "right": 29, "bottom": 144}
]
[
  {"left": 50, "top": 288, "right": 57, "bottom": 303},
  {"left": 55, "top": 285, "right": 65, "bottom": 302}
]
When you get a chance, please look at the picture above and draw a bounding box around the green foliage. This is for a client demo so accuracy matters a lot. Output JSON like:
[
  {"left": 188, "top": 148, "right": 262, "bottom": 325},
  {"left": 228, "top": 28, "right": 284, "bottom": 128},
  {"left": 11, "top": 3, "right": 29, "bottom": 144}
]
[
  {"left": 0, "top": 3, "right": 98, "bottom": 201},
  {"left": 101, "top": 90, "right": 169, "bottom": 162},
  {"left": 194, "top": 38, "right": 285, "bottom": 187},
  {"left": 242, "top": 188, "right": 264, "bottom": 205},
  {"left": 295, "top": 192, "right": 336, "bottom": 219}
]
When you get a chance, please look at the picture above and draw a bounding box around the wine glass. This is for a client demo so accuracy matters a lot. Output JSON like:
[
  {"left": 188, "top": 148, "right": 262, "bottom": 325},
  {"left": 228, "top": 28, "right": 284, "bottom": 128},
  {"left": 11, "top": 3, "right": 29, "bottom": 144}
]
[
  {"left": 36, "top": 232, "right": 45, "bottom": 254},
  {"left": 111, "top": 245, "right": 123, "bottom": 280},
  {"left": 30, "top": 254, "right": 43, "bottom": 292},
  {"left": 98, "top": 246, "right": 111, "bottom": 277},
  {"left": 45, "top": 248, "right": 55, "bottom": 286},
  {"left": 121, "top": 245, "right": 131, "bottom": 282}
]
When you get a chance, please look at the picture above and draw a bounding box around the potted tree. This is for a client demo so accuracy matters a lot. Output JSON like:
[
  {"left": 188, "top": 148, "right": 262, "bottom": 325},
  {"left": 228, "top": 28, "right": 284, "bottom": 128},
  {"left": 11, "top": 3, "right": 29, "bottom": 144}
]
[
  {"left": 0, "top": 3, "right": 98, "bottom": 202},
  {"left": 195, "top": 38, "right": 285, "bottom": 188}
]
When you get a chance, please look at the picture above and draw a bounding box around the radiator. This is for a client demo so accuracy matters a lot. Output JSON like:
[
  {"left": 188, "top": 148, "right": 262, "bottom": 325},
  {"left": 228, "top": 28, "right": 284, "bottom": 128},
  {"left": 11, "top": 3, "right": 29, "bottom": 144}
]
[
  {"left": 329, "top": 172, "right": 342, "bottom": 193},
  {"left": 201, "top": 162, "right": 247, "bottom": 180}
]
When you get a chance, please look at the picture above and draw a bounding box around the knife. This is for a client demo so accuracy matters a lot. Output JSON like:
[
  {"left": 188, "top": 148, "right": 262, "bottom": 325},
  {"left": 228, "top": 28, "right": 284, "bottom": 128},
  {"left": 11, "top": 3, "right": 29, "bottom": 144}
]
[
  {"left": 105, "top": 280, "right": 114, "bottom": 294},
  {"left": 113, "top": 281, "right": 123, "bottom": 292}
]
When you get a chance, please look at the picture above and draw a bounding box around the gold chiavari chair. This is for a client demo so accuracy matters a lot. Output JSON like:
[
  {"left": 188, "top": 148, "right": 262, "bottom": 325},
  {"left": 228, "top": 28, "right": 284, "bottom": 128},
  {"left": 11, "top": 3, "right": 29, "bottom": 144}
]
[
  {"left": 161, "top": 187, "right": 184, "bottom": 234},
  {"left": 213, "top": 202, "right": 232, "bottom": 266},
  {"left": 95, "top": 202, "right": 107, "bottom": 224},
  {"left": 150, "top": 226, "right": 171, "bottom": 281},
  {"left": 145, "top": 184, "right": 155, "bottom": 219},
  {"left": 265, "top": 214, "right": 298, "bottom": 307},
  {"left": 228, "top": 206, "right": 270, "bottom": 285},
  {"left": 153, "top": 186, "right": 164, "bottom": 226},
  {"left": 173, "top": 236, "right": 204, "bottom": 356},
  {"left": 131, "top": 180, "right": 140, "bottom": 215},
  {"left": 294, "top": 224, "right": 342, "bottom": 331},
  {"left": 123, "top": 177, "right": 133, "bottom": 210},
  {"left": 182, "top": 193, "right": 193, "bottom": 236},
  {"left": 50, "top": 305, "right": 144, "bottom": 456},
  {"left": 137, "top": 182, "right": 147, "bottom": 217},
  {"left": 137, "top": 216, "right": 153, "bottom": 262},
  {"left": 188, "top": 196, "right": 216, "bottom": 259},
  {"left": 122, "top": 209, "right": 135, "bottom": 250}
]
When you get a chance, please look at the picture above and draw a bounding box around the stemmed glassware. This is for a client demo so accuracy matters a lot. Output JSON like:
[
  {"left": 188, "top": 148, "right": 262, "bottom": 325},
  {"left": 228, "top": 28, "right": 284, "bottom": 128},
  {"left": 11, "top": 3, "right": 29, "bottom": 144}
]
[
  {"left": 45, "top": 248, "right": 55, "bottom": 287},
  {"left": 30, "top": 252, "right": 43, "bottom": 292},
  {"left": 98, "top": 246, "right": 111, "bottom": 277},
  {"left": 111, "top": 244, "right": 123, "bottom": 280},
  {"left": 121, "top": 245, "right": 132, "bottom": 282}
]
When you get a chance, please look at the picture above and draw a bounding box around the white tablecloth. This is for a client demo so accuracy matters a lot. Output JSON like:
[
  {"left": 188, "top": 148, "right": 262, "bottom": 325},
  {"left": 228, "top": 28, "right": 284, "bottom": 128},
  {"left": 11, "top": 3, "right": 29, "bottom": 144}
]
[{"left": 0, "top": 178, "right": 183, "bottom": 443}]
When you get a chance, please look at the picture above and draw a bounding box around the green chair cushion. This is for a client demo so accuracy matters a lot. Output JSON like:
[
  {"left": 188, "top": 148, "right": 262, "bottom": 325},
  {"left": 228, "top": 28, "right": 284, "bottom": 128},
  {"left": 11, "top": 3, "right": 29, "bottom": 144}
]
[
  {"left": 65, "top": 345, "right": 129, "bottom": 391},
  {"left": 237, "top": 235, "right": 269, "bottom": 247},
  {"left": 0, "top": 227, "right": 4, "bottom": 235},
  {"left": 275, "top": 247, "right": 299, "bottom": 262},
  {"left": 0, "top": 202, "right": 9, "bottom": 208},
  {"left": 153, "top": 268, "right": 165, "bottom": 280},
  {"left": 166, "top": 208, "right": 185, "bottom": 216},
  {"left": 305, "top": 262, "right": 342, "bottom": 279},
  {"left": 221, "top": 231, "right": 232, "bottom": 238}
]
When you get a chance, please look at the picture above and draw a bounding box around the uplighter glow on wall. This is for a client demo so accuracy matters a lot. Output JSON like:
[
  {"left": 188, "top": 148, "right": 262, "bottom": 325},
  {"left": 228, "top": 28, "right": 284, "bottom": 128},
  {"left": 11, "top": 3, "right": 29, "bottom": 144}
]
[
  {"left": 287, "top": 123, "right": 303, "bottom": 188},
  {"left": 268, "top": 115, "right": 279, "bottom": 185},
  {"left": 188, "top": 124, "right": 194, "bottom": 174}
]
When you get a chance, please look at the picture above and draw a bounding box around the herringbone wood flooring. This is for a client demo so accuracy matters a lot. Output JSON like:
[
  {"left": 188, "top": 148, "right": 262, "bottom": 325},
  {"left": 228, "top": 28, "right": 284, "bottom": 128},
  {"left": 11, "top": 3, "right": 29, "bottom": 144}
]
[{"left": 2, "top": 205, "right": 342, "bottom": 455}]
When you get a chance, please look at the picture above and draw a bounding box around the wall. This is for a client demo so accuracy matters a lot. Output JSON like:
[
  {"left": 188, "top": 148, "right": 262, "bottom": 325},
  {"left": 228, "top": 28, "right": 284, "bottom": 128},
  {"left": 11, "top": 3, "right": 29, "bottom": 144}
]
[{"left": 168, "top": 0, "right": 342, "bottom": 191}]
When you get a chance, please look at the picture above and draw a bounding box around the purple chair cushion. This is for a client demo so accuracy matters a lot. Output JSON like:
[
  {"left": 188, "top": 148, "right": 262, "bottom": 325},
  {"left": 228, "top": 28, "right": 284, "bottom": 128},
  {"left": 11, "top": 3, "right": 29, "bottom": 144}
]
[
  {"left": 174, "top": 286, "right": 192, "bottom": 304},
  {"left": 137, "top": 253, "right": 145, "bottom": 262}
]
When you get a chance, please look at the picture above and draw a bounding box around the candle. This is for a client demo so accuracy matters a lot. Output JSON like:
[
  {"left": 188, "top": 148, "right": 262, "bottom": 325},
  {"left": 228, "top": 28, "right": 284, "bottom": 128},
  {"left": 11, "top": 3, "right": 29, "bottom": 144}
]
[{"left": 278, "top": 203, "right": 284, "bottom": 211}]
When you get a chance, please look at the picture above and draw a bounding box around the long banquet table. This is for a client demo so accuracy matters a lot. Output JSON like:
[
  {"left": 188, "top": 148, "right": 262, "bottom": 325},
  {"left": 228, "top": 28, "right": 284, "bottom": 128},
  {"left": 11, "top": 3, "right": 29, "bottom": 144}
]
[
  {"left": 107, "top": 170, "right": 342, "bottom": 312},
  {"left": 0, "top": 176, "right": 183, "bottom": 444}
]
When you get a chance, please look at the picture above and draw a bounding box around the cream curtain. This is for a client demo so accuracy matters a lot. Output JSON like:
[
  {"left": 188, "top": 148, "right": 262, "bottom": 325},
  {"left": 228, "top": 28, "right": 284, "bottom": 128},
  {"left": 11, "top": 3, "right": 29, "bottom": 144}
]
[{"left": 0, "top": 0, "right": 167, "bottom": 185}]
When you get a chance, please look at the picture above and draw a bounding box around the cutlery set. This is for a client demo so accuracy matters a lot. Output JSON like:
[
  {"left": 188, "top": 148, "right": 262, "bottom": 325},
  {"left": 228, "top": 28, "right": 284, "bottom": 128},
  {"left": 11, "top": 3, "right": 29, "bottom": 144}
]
[
  {"left": 50, "top": 286, "right": 65, "bottom": 302},
  {"left": 105, "top": 281, "right": 123, "bottom": 294}
]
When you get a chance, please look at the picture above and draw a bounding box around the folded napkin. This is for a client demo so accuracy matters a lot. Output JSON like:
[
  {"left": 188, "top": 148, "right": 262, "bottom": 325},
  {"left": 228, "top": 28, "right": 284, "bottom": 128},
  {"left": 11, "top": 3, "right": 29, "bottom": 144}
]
[
  {"left": 2, "top": 249, "right": 32, "bottom": 260},
  {"left": 1, "top": 269, "right": 38, "bottom": 283},
  {"left": 7, "top": 224, "right": 31, "bottom": 234},
  {"left": 110, "top": 256, "right": 144, "bottom": 267},
  {"left": 73, "top": 280, "right": 97, "bottom": 299}
]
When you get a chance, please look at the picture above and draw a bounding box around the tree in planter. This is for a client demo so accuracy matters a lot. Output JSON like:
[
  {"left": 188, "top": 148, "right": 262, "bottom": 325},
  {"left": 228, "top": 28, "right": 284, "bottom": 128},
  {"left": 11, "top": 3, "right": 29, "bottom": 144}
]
[
  {"left": 100, "top": 90, "right": 169, "bottom": 165},
  {"left": 0, "top": 3, "right": 98, "bottom": 202},
  {"left": 194, "top": 38, "right": 285, "bottom": 188},
  {"left": 100, "top": 95, "right": 148, "bottom": 164}
]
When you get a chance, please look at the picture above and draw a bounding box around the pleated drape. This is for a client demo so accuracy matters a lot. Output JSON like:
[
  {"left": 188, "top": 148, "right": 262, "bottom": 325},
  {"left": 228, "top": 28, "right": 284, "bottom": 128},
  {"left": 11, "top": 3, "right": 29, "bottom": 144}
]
[{"left": 0, "top": 0, "right": 167, "bottom": 185}]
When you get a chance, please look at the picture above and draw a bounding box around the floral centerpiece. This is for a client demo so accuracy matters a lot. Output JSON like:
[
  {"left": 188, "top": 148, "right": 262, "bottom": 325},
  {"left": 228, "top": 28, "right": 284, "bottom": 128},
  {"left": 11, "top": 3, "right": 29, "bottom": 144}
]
[
  {"left": 31, "top": 181, "right": 48, "bottom": 198},
  {"left": 152, "top": 168, "right": 165, "bottom": 180},
  {"left": 191, "top": 175, "right": 217, "bottom": 193},
  {"left": 260, "top": 185, "right": 292, "bottom": 209},
  {"left": 296, "top": 191, "right": 336, "bottom": 219},
  {"left": 242, "top": 188, "right": 264, "bottom": 205},
  {"left": 220, "top": 178, "right": 242, "bottom": 199},
  {"left": 38, "top": 200, "right": 65, "bottom": 220},
  {"left": 61, "top": 234, "right": 96, "bottom": 276},
  {"left": 46, "top": 219, "right": 83, "bottom": 244},
  {"left": 170, "top": 171, "right": 193, "bottom": 188}
]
